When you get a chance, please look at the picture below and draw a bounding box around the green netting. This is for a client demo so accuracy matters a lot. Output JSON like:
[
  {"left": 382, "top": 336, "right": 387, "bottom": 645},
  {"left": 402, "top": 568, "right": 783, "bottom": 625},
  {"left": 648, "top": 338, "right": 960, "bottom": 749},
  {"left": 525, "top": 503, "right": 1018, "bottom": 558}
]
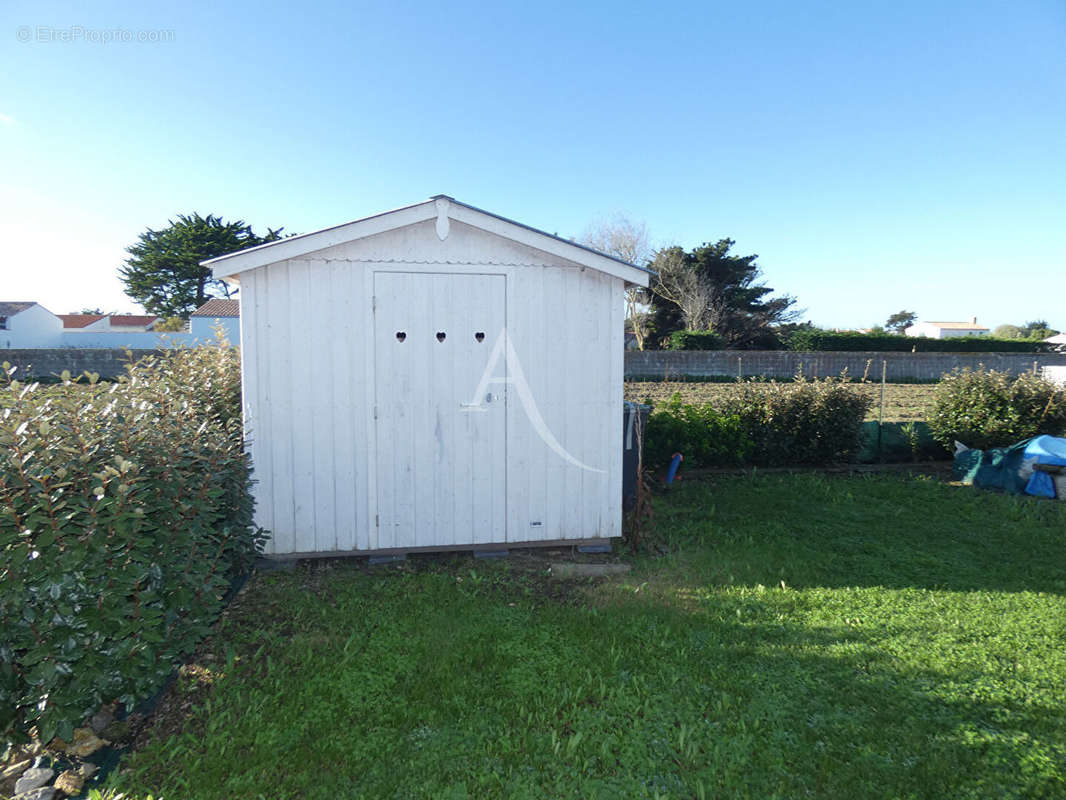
[{"left": 856, "top": 421, "right": 948, "bottom": 464}]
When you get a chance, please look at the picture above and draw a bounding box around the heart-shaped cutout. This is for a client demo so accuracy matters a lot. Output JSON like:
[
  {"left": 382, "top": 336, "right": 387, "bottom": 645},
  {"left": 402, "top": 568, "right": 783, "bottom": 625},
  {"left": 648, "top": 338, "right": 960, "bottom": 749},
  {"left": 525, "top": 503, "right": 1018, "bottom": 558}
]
[{"left": 436, "top": 331, "right": 446, "bottom": 342}]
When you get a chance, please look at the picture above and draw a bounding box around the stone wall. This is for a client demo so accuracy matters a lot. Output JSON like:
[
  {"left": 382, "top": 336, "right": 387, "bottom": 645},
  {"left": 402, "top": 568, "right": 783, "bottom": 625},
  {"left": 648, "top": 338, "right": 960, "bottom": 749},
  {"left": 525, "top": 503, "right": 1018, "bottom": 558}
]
[
  {"left": 0, "top": 349, "right": 163, "bottom": 380},
  {"left": 7, "top": 346, "right": 1066, "bottom": 385},
  {"left": 625, "top": 350, "right": 1066, "bottom": 382}
]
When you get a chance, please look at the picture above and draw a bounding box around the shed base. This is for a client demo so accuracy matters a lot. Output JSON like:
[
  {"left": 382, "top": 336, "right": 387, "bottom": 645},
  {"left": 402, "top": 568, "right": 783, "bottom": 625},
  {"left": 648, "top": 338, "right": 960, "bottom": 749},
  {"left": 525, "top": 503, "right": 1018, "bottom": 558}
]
[{"left": 260, "top": 537, "right": 618, "bottom": 561}]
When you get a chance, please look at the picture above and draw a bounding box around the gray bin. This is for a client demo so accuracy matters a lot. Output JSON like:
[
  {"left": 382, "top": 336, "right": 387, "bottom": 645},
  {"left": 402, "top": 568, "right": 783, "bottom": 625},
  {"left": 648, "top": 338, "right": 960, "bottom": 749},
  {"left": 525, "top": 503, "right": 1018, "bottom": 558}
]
[{"left": 622, "top": 402, "right": 650, "bottom": 510}]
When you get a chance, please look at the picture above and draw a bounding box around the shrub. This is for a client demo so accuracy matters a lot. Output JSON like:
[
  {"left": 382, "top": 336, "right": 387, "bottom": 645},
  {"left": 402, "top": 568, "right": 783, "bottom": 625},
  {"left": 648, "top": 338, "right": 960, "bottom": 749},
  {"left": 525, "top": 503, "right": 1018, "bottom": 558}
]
[
  {"left": 667, "top": 330, "right": 724, "bottom": 351},
  {"left": 644, "top": 378, "right": 872, "bottom": 469},
  {"left": 643, "top": 394, "right": 751, "bottom": 469},
  {"left": 0, "top": 345, "right": 264, "bottom": 745},
  {"left": 928, "top": 368, "right": 1066, "bottom": 449},
  {"left": 787, "top": 330, "right": 1049, "bottom": 353},
  {"left": 719, "top": 378, "right": 872, "bottom": 466}
]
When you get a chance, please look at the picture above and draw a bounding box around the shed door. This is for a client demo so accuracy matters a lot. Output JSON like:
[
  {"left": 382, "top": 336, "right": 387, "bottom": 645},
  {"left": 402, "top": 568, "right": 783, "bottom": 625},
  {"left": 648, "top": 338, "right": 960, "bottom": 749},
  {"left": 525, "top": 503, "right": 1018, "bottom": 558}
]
[{"left": 373, "top": 272, "right": 506, "bottom": 549}]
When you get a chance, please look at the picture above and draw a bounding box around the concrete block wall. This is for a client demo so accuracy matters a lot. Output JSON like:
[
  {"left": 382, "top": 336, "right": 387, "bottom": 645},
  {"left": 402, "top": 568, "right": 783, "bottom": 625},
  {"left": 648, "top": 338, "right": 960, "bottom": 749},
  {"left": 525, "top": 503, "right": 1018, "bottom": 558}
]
[
  {"left": 0, "top": 349, "right": 164, "bottom": 380},
  {"left": 625, "top": 350, "right": 1066, "bottom": 382}
]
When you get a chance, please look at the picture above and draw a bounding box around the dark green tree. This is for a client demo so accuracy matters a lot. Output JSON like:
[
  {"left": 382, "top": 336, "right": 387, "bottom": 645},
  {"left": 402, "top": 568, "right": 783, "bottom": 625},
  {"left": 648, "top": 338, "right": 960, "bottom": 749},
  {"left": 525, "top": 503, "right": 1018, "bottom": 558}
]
[
  {"left": 1022, "top": 320, "right": 1059, "bottom": 340},
  {"left": 885, "top": 310, "right": 917, "bottom": 334},
  {"left": 120, "top": 213, "right": 284, "bottom": 318},
  {"left": 647, "top": 239, "right": 799, "bottom": 349}
]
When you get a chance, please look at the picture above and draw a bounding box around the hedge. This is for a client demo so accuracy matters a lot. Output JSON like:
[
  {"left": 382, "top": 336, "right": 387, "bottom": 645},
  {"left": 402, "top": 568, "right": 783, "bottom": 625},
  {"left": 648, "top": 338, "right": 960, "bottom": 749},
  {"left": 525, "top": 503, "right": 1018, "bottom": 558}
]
[
  {"left": 0, "top": 346, "right": 264, "bottom": 744},
  {"left": 666, "top": 330, "right": 724, "bottom": 351},
  {"left": 787, "top": 330, "right": 1049, "bottom": 353},
  {"left": 927, "top": 368, "right": 1066, "bottom": 449},
  {"left": 644, "top": 378, "right": 872, "bottom": 469}
]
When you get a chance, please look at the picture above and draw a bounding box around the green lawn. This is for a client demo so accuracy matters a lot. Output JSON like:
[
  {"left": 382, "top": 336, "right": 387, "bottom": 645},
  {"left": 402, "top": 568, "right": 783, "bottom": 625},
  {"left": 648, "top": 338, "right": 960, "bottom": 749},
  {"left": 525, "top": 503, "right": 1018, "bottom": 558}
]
[{"left": 102, "top": 475, "right": 1066, "bottom": 799}]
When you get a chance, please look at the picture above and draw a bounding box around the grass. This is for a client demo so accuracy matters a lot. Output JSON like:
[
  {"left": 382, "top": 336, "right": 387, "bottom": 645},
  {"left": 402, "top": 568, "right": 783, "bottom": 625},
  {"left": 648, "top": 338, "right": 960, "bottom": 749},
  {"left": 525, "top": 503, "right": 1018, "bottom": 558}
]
[
  {"left": 625, "top": 380, "right": 938, "bottom": 422},
  {"left": 99, "top": 474, "right": 1066, "bottom": 799}
]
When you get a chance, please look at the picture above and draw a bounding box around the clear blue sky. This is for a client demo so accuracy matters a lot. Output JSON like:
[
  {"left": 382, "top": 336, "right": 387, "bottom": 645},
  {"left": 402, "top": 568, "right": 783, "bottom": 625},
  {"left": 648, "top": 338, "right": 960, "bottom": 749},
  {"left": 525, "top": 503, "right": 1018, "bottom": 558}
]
[{"left": 2, "top": 0, "right": 1064, "bottom": 330}]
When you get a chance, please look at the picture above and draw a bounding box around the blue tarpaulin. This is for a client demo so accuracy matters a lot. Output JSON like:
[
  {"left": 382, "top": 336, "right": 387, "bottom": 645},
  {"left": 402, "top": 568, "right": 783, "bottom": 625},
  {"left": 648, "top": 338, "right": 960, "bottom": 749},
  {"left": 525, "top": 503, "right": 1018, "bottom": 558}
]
[
  {"left": 954, "top": 435, "right": 1066, "bottom": 498},
  {"left": 1023, "top": 436, "right": 1066, "bottom": 498}
]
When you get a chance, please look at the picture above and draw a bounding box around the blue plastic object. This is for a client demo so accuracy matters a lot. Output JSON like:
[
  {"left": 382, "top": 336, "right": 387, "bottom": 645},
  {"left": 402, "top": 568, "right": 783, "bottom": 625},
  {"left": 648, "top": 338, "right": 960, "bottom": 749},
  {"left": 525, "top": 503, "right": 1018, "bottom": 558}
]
[
  {"left": 1023, "top": 436, "right": 1066, "bottom": 498},
  {"left": 665, "top": 453, "right": 683, "bottom": 485}
]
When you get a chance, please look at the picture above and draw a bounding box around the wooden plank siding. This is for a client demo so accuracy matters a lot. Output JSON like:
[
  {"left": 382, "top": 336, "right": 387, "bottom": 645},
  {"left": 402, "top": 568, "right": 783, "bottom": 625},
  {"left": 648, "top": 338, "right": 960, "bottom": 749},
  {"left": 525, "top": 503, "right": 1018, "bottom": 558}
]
[{"left": 239, "top": 220, "right": 626, "bottom": 555}]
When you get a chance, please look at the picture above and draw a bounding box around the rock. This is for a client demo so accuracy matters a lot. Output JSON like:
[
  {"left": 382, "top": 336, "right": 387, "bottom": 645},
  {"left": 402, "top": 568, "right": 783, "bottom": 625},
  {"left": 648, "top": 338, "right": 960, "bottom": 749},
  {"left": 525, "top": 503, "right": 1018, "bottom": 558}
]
[
  {"left": 54, "top": 770, "right": 83, "bottom": 796},
  {"left": 64, "top": 728, "right": 108, "bottom": 758},
  {"left": 77, "top": 762, "right": 98, "bottom": 779},
  {"left": 13, "top": 788, "right": 55, "bottom": 800},
  {"left": 89, "top": 708, "right": 114, "bottom": 734},
  {"left": 550, "top": 562, "right": 631, "bottom": 579},
  {"left": 14, "top": 767, "right": 53, "bottom": 794},
  {"left": 100, "top": 720, "right": 130, "bottom": 743},
  {"left": 1, "top": 759, "right": 31, "bottom": 780}
]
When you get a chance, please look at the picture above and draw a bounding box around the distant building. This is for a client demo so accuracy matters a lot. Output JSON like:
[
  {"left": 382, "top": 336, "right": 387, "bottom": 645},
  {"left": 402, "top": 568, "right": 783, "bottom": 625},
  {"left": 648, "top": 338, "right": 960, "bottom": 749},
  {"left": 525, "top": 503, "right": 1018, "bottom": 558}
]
[
  {"left": 0, "top": 302, "right": 63, "bottom": 348},
  {"left": 905, "top": 317, "right": 989, "bottom": 339},
  {"left": 189, "top": 299, "right": 240, "bottom": 343},
  {"left": 4, "top": 304, "right": 205, "bottom": 349}
]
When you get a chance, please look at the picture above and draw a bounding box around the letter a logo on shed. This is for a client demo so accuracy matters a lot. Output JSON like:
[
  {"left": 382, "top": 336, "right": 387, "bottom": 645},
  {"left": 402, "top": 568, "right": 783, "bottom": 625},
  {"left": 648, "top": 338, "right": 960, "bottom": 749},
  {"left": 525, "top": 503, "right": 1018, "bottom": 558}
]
[{"left": 461, "top": 328, "right": 605, "bottom": 474}]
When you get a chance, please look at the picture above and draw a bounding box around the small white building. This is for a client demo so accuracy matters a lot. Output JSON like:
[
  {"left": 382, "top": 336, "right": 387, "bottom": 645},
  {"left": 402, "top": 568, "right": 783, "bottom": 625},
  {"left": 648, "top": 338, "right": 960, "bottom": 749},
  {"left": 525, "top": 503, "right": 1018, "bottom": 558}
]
[
  {"left": 0, "top": 302, "right": 63, "bottom": 348},
  {"left": 205, "top": 196, "right": 652, "bottom": 557},
  {"left": 190, "top": 299, "right": 240, "bottom": 343},
  {"left": 905, "top": 317, "right": 989, "bottom": 339}
]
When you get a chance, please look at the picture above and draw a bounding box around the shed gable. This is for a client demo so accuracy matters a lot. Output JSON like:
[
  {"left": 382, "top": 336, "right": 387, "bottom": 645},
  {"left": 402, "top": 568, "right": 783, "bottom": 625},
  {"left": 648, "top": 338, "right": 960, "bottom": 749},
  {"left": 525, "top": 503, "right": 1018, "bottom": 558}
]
[
  {"left": 296, "top": 218, "right": 586, "bottom": 269},
  {"left": 205, "top": 196, "right": 652, "bottom": 287}
]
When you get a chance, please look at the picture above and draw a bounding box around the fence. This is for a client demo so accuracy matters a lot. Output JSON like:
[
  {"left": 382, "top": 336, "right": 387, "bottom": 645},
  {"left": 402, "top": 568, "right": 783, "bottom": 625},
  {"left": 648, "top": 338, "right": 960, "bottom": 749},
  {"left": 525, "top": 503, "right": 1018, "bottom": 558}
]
[{"left": 625, "top": 350, "right": 1066, "bottom": 382}]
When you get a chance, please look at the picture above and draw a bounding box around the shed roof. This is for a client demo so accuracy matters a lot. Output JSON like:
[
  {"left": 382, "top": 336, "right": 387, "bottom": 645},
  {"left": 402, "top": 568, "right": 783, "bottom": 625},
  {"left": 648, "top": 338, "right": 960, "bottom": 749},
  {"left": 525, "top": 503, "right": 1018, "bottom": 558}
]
[
  {"left": 191, "top": 299, "right": 240, "bottom": 317},
  {"left": 203, "top": 196, "right": 653, "bottom": 287},
  {"left": 0, "top": 301, "right": 38, "bottom": 317}
]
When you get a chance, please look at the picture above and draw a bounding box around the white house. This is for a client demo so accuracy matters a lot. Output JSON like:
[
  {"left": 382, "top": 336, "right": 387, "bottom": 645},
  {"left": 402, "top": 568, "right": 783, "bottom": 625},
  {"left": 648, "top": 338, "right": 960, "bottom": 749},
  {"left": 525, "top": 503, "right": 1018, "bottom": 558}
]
[
  {"left": 905, "top": 317, "right": 989, "bottom": 339},
  {"left": 0, "top": 309, "right": 197, "bottom": 349},
  {"left": 190, "top": 299, "right": 240, "bottom": 343},
  {"left": 0, "top": 302, "right": 63, "bottom": 348},
  {"left": 1044, "top": 333, "right": 1066, "bottom": 347},
  {"left": 204, "top": 195, "right": 652, "bottom": 557}
]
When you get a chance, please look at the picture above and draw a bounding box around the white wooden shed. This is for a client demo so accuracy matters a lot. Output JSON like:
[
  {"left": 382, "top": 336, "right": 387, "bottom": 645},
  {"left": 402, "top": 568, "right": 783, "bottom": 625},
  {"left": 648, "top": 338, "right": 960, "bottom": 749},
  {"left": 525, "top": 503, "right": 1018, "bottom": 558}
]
[{"left": 204, "top": 196, "right": 652, "bottom": 557}]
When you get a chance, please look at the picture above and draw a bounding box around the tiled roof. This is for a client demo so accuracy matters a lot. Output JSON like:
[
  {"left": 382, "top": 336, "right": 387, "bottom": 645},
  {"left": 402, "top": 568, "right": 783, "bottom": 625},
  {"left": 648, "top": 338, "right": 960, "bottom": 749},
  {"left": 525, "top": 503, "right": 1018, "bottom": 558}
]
[
  {"left": 0, "top": 301, "right": 37, "bottom": 317},
  {"left": 190, "top": 299, "right": 240, "bottom": 317},
  {"left": 59, "top": 313, "right": 105, "bottom": 328},
  {"left": 108, "top": 315, "right": 158, "bottom": 327}
]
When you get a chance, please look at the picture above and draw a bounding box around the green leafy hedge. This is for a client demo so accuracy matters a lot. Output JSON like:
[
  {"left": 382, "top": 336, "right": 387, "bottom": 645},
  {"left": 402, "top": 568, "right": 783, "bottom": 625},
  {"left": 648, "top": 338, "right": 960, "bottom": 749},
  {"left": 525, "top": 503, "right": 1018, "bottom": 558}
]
[
  {"left": 666, "top": 330, "right": 724, "bottom": 351},
  {"left": 787, "top": 330, "right": 1049, "bottom": 353},
  {"left": 0, "top": 346, "right": 264, "bottom": 744},
  {"left": 928, "top": 368, "right": 1066, "bottom": 449},
  {"left": 644, "top": 378, "right": 872, "bottom": 469}
]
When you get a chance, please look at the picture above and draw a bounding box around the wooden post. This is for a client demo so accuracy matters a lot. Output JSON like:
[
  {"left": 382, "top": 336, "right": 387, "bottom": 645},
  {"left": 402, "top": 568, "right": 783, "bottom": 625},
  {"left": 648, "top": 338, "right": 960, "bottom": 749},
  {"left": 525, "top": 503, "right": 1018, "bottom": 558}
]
[
  {"left": 738, "top": 356, "right": 743, "bottom": 380},
  {"left": 878, "top": 360, "right": 887, "bottom": 461}
]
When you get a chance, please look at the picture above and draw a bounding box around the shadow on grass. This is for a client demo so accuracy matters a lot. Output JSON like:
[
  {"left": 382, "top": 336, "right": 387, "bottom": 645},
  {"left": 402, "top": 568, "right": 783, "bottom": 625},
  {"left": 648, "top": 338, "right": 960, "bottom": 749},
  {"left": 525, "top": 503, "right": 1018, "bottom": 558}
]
[{"left": 111, "top": 551, "right": 1066, "bottom": 800}]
